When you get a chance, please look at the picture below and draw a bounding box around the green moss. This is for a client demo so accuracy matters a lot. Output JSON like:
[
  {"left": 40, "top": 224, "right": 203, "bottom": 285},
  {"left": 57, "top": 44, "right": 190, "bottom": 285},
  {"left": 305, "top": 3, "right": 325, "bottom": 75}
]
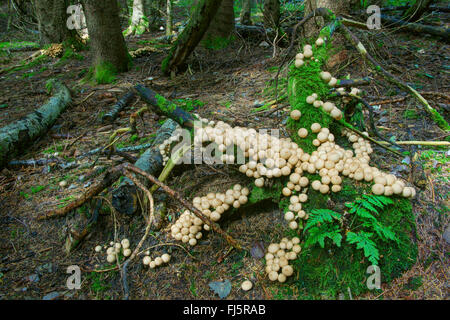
[
  {"left": 287, "top": 40, "right": 337, "bottom": 153},
  {"left": 288, "top": 179, "right": 417, "bottom": 299},
  {"left": 201, "top": 35, "right": 235, "bottom": 50},
  {"left": 93, "top": 62, "right": 117, "bottom": 84},
  {"left": 155, "top": 94, "right": 177, "bottom": 113}
]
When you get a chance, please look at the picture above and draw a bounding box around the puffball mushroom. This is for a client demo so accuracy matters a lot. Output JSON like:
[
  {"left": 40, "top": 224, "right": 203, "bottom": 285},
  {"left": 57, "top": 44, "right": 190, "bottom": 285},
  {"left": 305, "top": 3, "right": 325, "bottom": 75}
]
[
  {"left": 311, "top": 123, "right": 321, "bottom": 133},
  {"left": 95, "top": 245, "right": 102, "bottom": 252},
  {"left": 107, "top": 254, "right": 116, "bottom": 263},
  {"left": 241, "top": 280, "right": 253, "bottom": 291},
  {"left": 121, "top": 239, "right": 130, "bottom": 249},
  {"left": 282, "top": 265, "right": 294, "bottom": 277},
  {"left": 330, "top": 108, "right": 343, "bottom": 120},
  {"left": 295, "top": 59, "right": 304, "bottom": 68},
  {"left": 372, "top": 183, "right": 385, "bottom": 195},
  {"left": 303, "top": 49, "right": 313, "bottom": 58},
  {"left": 298, "top": 128, "right": 308, "bottom": 138},
  {"left": 306, "top": 95, "right": 316, "bottom": 104},
  {"left": 315, "top": 37, "right": 324, "bottom": 46},
  {"left": 290, "top": 110, "right": 301, "bottom": 120},
  {"left": 320, "top": 71, "right": 332, "bottom": 83},
  {"left": 268, "top": 271, "right": 278, "bottom": 281},
  {"left": 328, "top": 77, "right": 338, "bottom": 87},
  {"left": 59, "top": 180, "right": 68, "bottom": 188},
  {"left": 123, "top": 248, "right": 131, "bottom": 257}
]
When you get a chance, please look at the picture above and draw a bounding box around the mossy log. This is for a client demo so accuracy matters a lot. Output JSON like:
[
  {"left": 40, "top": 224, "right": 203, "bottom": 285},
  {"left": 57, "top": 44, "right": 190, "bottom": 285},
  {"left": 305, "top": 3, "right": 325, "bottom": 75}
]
[
  {"left": 279, "top": 17, "right": 418, "bottom": 297},
  {"left": 135, "top": 84, "right": 196, "bottom": 128},
  {"left": 0, "top": 79, "right": 71, "bottom": 169},
  {"left": 111, "top": 119, "right": 179, "bottom": 215}
]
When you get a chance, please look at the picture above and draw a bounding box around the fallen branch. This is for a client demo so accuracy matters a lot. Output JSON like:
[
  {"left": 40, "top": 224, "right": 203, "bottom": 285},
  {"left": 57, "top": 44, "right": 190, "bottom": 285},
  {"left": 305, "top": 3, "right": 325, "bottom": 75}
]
[
  {"left": 0, "top": 79, "right": 71, "bottom": 169},
  {"left": 377, "top": 140, "right": 450, "bottom": 146}
]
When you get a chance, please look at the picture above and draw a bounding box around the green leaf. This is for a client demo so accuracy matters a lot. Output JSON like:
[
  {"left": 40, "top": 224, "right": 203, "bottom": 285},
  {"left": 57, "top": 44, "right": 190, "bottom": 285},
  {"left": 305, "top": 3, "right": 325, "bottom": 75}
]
[
  {"left": 305, "top": 209, "right": 342, "bottom": 231},
  {"left": 346, "top": 231, "right": 380, "bottom": 265}
]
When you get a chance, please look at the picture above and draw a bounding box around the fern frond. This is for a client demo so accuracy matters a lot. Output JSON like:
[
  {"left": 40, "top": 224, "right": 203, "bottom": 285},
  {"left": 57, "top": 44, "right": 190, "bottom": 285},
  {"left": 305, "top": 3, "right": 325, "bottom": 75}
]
[
  {"left": 346, "top": 231, "right": 380, "bottom": 265},
  {"left": 355, "top": 207, "right": 377, "bottom": 221},
  {"left": 305, "top": 224, "right": 342, "bottom": 248},
  {"left": 305, "top": 209, "right": 342, "bottom": 231},
  {"left": 371, "top": 221, "right": 399, "bottom": 243}
]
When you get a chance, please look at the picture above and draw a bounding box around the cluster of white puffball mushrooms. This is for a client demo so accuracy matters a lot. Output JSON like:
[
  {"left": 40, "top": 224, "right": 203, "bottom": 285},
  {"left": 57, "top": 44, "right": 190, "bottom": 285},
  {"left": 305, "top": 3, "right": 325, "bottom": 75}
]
[
  {"left": 265, "top": 237, "right": 301, "bottom": 283},
  {"left": 142, "top": 253, "right": 171, "bottom": 269},
  {"left": 95, "top": 239, "right": 132, "bottom": 263},
  {"left": 170, "top": 184, "right": 250, "bottom": 246}
]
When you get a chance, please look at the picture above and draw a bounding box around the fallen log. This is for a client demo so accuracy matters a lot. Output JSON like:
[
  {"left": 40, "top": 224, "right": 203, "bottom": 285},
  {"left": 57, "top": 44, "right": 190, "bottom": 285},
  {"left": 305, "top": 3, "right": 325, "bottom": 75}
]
[
  {"left": 101, "top": 91, "right": 135, "bottom": 123},
  {"left": 134, "top": 84, "right": 196, "bottom": 128},
  {"left": 0, "top": 79, "right": 71, "bottom": 169},
  {"left": 111, "top": 118, "right": 179, "bottom": 215}
]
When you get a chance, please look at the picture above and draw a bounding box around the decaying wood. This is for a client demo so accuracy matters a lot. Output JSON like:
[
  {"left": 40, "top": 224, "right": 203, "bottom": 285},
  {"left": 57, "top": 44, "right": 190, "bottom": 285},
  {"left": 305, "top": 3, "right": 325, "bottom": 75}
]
[
  {"left": 380, "top": 14, "right": 450, "bottom": 40},
  {"left": 111, "top": 119, "right": 178, "bottom": 215},
  {"left": 0, "top": 79, "right": 71, "bottom": 169},
  {"left": 101, "top": 91, "right": 136, "bottom": 123},
  {"left": 135, "top": 84, "right": 196, "bottom": 128}
]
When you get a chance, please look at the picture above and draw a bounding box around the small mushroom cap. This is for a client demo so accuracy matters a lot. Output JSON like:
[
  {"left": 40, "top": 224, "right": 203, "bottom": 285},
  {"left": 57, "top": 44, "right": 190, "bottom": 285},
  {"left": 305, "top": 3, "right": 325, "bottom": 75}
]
[
  {"left": 121, "top": 239, "right": 130, "bottom": 249},
  {"left": 277, "top": 273, "right": 287, "bottom": 283},
  {"left": 123, "top": 248, "right": 131, "bottom": 257},
  {"left": 95, "top": 245, "right": 102, "bottom": 252},
  {"left": 241, "top": 280, "right": 253, "bottom": 291},
  {"left": 372, "top": 183, "right": 385, "bottom": 195},
  {"left": 290, "top": 110, "right": 302, "bottom": 120},
  {"left": 282, "top": 265, "right": 294, "bottom": 277},
  {"left": 268, "top": 271, "right": 279, "bottom": 281},
  {"left": 107, "top": 254, "right": 116, "bottom": 263},
  {"left": 143, "top": 256, "right": 150, "bottom": 266},
  {"left": 161, "top": 253, "right": 171, "bottom": 263}
]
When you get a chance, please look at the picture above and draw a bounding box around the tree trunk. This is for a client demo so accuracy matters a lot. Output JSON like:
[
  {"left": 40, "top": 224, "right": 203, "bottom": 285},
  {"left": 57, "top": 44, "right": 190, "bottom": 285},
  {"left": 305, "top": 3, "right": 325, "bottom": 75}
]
[
  {"left": 0, "top": 80, "right": 71, "bottom": 169},
  {"left": 240, "top": 0, "right": 252, "bottom": 25},
  {"left": 81, "top": 0, "right": 129, "bottom": 73},
  {"left": 161, "top": 0, "right": 223, "bottom": 75},
  {"left": 203, "top": 0, "right": 235, "bottom": 45},
  {"left": 166, "top": 0, "right": 173, "bottom": 36},
  {"left": 304, "top": 0, "right": 349, "bottom": 36},
  {"left": 263, "top": 0, "right": 280, "bottom": 29},
  {"left": 32, "top": 0, "right": 77, "bottom": 46},
  {"left": 124, "top": 0, "right": 149, "bottom": 36}
]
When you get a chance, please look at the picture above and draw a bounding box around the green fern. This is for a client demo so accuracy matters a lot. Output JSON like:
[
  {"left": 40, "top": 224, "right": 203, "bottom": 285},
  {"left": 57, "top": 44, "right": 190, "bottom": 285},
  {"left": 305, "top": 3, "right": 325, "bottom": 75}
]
[
  {"left": 305, "top": 209, "right": 342, "bottom": 231},
  {"left": 346, "top": 231, "right": 380, "bottom": 265},
  {"left": 305, "top": 224, "right": 342, "bottom": 248}
]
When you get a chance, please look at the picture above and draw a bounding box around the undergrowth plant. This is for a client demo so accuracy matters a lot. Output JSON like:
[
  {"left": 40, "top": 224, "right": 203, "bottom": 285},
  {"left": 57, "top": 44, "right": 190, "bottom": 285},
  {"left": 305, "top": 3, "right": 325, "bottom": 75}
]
[{"left": 304, "top": 195, "right": 398, "bottom": 265}]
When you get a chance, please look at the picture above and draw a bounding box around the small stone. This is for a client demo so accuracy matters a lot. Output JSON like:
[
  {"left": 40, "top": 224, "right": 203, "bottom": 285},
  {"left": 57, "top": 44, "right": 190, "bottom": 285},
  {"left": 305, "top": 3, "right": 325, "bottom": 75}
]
[
  {"left": 59, "top": 180, "right": 68, "bottom": 188},
  {"left": 259, "top": 41, "right": 270, "bottom": 48}
]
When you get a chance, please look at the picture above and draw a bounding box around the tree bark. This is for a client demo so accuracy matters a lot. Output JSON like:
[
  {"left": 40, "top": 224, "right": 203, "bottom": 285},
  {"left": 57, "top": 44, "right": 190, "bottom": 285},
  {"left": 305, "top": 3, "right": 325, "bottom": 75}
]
[
  {"left": 81, "top": 0, "right": 130, "bottom": 72},
  {"left": 263, "top": 0, "right": 280, "bottom": 29},
  {"left": 161, "top": 0, "right": 223, "bottom": 75},
  {"left": 124, "top": 0, "right": 149, "bottom": 36},
  {"left": 32, "top": 0, "right": 77, "bottom": 46},
  {"left": 304, "top": 0, "right": 349, "bottom": 36},
  {"left": 166, "top": 0, "right": 173, "bottom": 36},
  {"left": 240, "top": 0, "right": 252, "bottom": 25},
  {"left": 203, "top": 0, "right": 235, "bottom": 43},
  {"left": 0, "top": 80, "right": 71, "bottom": 169}
]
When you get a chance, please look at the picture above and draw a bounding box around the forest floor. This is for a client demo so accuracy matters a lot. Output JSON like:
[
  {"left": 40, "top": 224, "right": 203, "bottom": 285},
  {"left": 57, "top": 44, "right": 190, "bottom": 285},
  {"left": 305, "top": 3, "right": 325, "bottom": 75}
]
[{"left": 0, "top": 8, "right": 449, "bottom": 300}]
